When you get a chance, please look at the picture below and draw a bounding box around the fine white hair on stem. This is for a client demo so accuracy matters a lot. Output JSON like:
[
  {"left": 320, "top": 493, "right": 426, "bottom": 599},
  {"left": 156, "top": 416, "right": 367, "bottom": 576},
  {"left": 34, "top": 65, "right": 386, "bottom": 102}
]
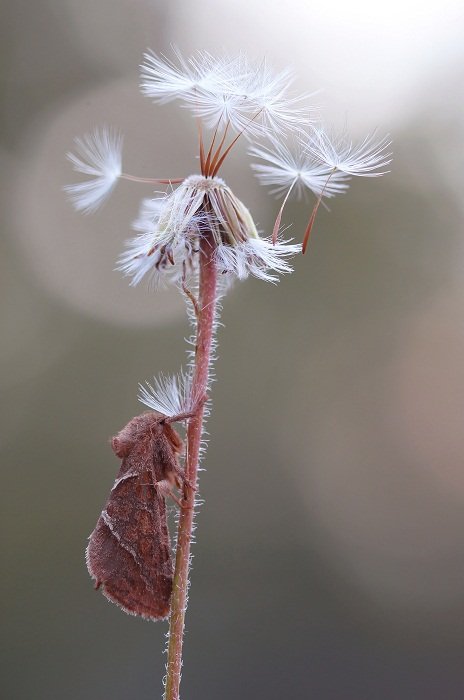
[
  {"left": 305, "top": 127, "right": 392, "bottom": 177},
  {"left": 138, "top": 371, "right": 198, "bottom": 417},
  {"left": 214, "top": 237, "right": 301, "bottom": 284},
  {"left": 183, "top": 274, "right": 224, "bottom": 471},
  {"left": 64, "top": 127, "right": 123, "bottom": 213},
  {"left": 250, "top": 135, "right": 351, "bottom": 198}
]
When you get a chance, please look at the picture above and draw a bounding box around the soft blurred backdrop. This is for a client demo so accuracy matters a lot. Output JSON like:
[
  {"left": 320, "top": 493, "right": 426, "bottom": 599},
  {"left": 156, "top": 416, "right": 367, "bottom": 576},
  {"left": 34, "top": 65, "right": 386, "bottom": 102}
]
[{"left": 2, "top": 1, "right": 464, "bottom": 698}]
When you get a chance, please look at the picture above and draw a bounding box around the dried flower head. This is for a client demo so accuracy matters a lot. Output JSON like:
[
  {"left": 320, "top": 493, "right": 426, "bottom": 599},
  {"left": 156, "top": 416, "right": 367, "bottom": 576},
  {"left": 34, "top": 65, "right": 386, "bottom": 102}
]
[
  {"left": 116, "top": 175, "right": 300, "bottom": 286},
  {"left": 65, "top": 49, "right": 391, "bottom": 282}
]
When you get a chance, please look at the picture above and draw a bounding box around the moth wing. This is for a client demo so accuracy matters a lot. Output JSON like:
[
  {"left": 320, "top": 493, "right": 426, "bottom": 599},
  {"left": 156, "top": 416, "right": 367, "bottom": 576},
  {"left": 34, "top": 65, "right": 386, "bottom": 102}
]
[{"left": 86, "top": 449, "right": 173, "bottom": 621}]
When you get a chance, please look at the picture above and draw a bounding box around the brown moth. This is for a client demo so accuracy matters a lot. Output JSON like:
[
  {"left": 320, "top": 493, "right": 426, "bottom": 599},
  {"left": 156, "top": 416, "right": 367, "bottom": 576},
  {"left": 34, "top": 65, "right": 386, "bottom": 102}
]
[{"left": 86, "top": 410, "right": 191, "bottom": 621}]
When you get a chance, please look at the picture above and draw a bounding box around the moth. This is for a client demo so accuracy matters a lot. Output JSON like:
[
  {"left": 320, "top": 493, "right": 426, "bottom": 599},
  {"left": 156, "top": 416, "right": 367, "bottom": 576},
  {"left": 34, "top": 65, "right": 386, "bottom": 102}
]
[{"left": 86, "top": 409, "right": 193, "bottom": 621}]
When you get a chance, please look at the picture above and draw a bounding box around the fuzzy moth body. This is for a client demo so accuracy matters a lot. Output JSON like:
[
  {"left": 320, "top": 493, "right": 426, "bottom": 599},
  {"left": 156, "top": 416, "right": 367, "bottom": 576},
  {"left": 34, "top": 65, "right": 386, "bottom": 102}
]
[{"left": 86, "top": 411, "right": 186, "bottom": 621}]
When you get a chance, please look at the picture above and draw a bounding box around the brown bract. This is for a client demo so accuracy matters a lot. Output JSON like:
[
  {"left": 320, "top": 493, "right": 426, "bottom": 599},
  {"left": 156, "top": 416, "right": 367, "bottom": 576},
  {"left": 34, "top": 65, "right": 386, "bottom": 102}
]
[{"left": 86, "top": 411, "right": 185, "bottom": 621}]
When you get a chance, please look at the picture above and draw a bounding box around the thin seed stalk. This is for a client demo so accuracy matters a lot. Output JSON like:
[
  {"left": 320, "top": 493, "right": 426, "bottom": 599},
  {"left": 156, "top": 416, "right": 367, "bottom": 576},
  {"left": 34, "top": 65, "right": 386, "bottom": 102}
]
[{"left": 164, "top": 230, "right": 218, "bottom": 700}]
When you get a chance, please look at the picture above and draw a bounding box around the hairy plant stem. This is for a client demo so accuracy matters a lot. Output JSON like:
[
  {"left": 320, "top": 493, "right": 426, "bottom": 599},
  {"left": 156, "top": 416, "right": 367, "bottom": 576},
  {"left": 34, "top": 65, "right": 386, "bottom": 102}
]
[{"left": 164, "top": 230, "right": 218, "bottom": 700}]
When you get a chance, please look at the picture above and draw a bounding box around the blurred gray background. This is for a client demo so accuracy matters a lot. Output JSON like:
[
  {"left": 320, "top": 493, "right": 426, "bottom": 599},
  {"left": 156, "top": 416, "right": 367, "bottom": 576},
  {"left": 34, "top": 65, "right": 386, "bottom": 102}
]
[{"left": 2, "top": 1, "right": 464, "bottom": 698}]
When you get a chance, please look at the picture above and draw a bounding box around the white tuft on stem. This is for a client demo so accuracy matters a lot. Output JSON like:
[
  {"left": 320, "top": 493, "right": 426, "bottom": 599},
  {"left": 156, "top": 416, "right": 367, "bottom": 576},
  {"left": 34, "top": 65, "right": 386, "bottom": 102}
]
[{"left": 138, "top": 371, "right": 199, "bottom": 418}]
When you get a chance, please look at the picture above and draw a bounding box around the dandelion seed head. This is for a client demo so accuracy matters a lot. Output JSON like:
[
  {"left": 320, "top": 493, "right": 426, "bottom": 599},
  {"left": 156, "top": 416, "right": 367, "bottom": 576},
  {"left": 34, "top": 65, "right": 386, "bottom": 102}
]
[
  {"left": 116, "top": 174, "right": 299, "bottom": 285},
  {"left": 65, "top": 49, "right": 391, "bottom": 286}
]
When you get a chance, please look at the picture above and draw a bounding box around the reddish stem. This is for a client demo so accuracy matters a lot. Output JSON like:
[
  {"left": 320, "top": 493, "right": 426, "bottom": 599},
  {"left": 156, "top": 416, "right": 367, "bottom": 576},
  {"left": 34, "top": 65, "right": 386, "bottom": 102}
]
[
  {"left": 164, "top": 230, "right": 218, "bottom": 700},
  {"left": 121, "top": 174, "right": 184, "bottom": 184},
  {"left": 302, "top": 170, "right": 336, "bottom": 253},
  {"left": 198, "top": 119, "right": 206, "bottom": 176}
]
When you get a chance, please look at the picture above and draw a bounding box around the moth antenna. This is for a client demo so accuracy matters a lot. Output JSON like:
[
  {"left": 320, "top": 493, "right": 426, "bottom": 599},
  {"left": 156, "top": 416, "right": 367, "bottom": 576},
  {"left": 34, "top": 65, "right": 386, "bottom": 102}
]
[
  {"left": 163, "top": 410, "right": 196, "bottom": 424},
  {"left": 163, "top": 393, "right": 208, "bottom": 425}
]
